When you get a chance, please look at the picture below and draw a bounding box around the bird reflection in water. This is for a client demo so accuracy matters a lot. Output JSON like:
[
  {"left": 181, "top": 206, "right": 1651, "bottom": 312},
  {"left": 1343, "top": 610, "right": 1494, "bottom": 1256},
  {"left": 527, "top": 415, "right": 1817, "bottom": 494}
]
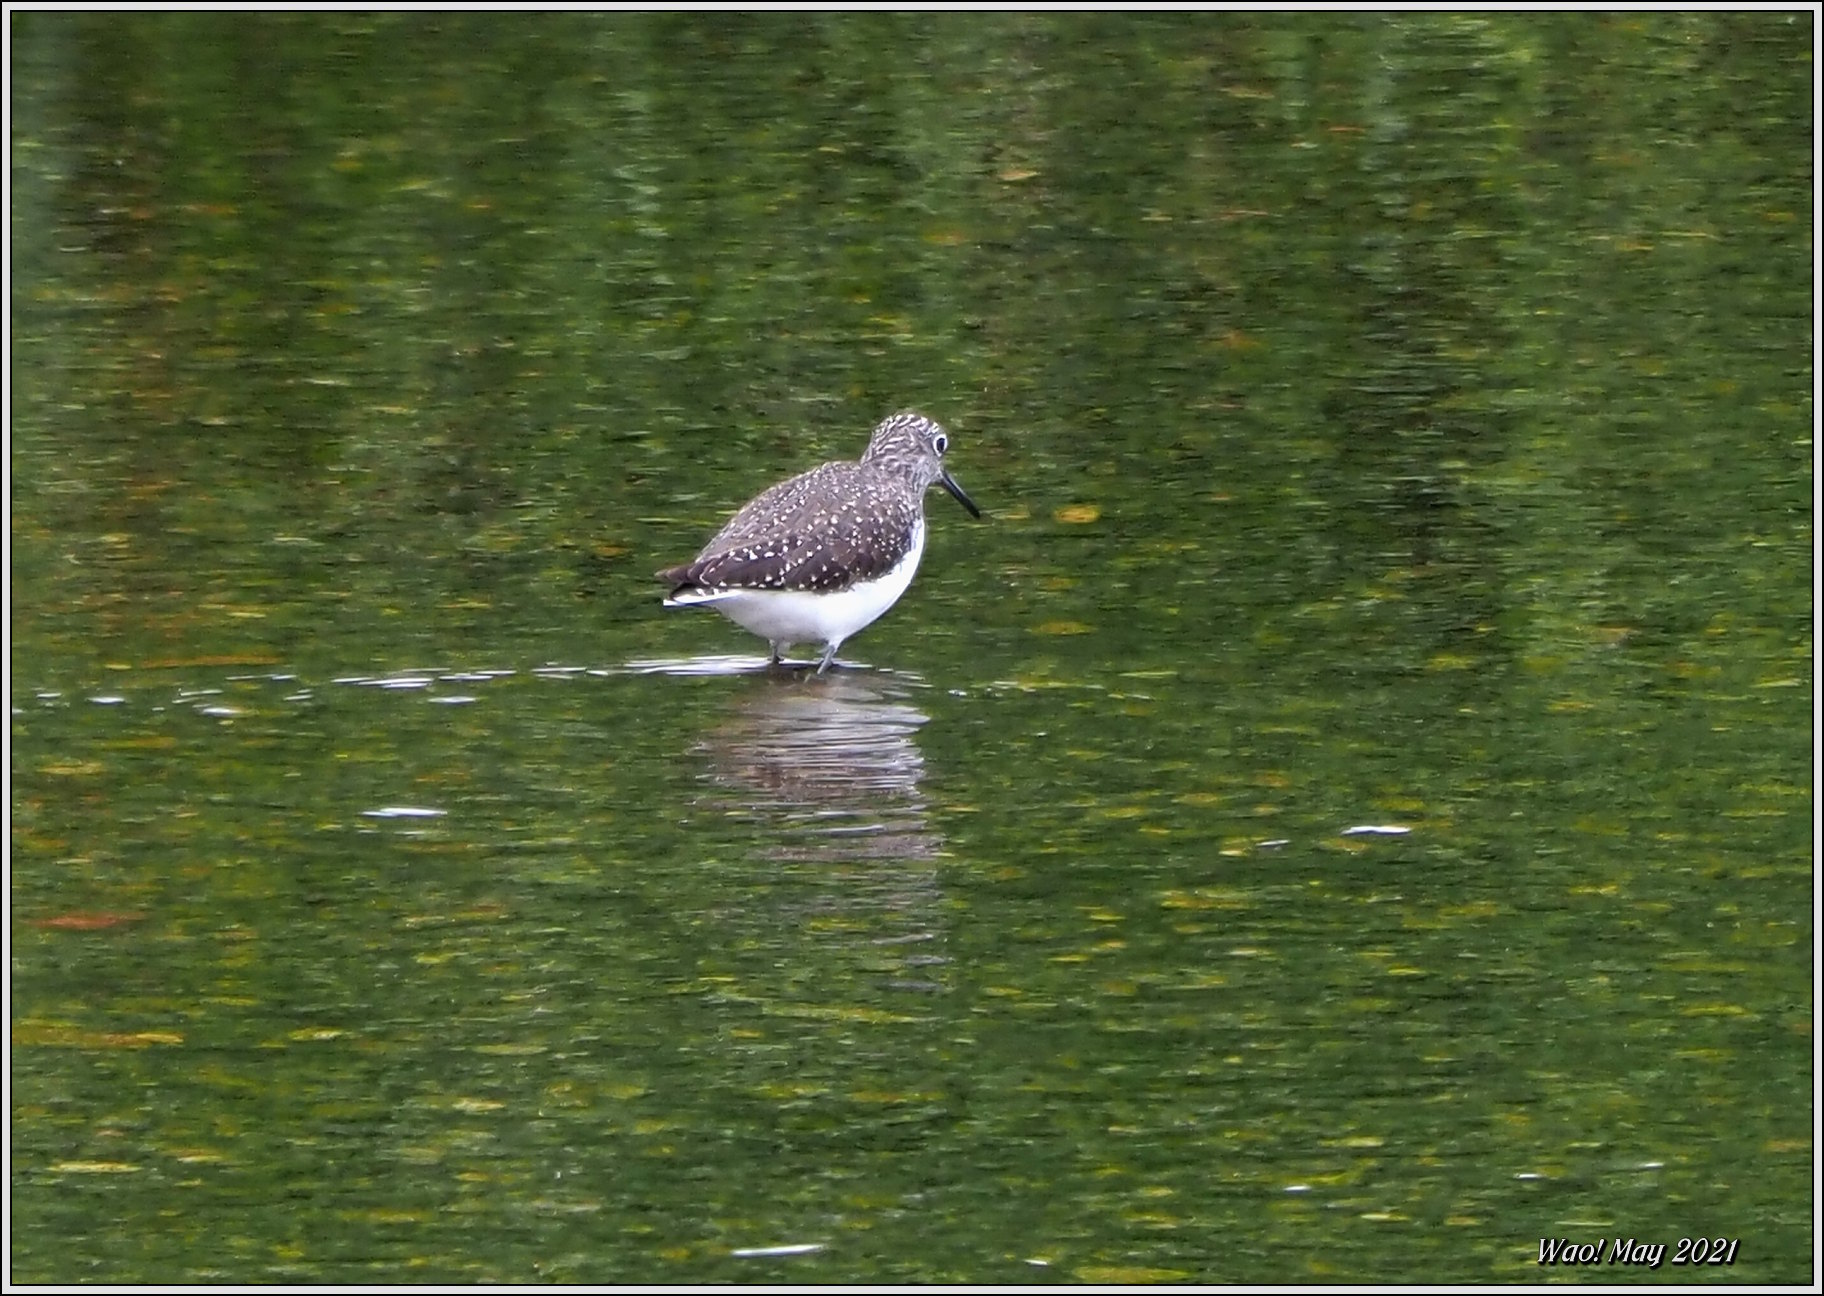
[{"left": 691, "top": 670, "right": 947, "bottom": 993}]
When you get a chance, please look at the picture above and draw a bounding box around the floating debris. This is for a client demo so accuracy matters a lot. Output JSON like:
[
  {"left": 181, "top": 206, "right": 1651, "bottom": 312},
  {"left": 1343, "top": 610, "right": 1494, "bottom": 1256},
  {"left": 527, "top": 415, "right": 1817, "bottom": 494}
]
[
  {"left": 1341, "top": 824, "right": 1412, "bottom": 836},
  {"left": 362, "top": 807, "right": 447, "bottom": 819},
  {"left": 731, "top": 1243, "right": 826, "bottom": 1258}
]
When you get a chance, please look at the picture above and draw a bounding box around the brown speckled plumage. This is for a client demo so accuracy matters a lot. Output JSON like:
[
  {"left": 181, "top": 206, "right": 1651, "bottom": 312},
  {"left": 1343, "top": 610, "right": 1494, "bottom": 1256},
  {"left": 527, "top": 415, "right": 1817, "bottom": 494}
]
[
  {"left": 655, "top": 411, "right": 981, "bottom": 671},
  {"left": 656, "top": 411, "right": 978, "bottom": 596}
]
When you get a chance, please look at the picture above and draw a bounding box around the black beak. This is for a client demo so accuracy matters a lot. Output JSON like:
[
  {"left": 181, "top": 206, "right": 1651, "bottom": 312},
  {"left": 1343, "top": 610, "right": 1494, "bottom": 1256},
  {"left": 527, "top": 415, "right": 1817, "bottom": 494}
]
[{"left": 940, "top": 467, "right": 982, "bottom": 519}]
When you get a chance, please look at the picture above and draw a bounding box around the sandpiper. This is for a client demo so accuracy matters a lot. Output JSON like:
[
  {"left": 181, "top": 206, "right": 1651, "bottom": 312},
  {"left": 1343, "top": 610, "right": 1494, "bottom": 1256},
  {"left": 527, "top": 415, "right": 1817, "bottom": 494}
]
[{"left": 657, "top": 411, "right": 981, "bottom": 672}]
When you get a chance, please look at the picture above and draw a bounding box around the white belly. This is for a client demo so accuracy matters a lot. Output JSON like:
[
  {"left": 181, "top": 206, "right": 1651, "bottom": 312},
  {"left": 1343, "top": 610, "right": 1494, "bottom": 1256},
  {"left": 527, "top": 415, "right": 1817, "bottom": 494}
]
[{"left": 667, "top": 520, "right": 926, "bottom": 652}]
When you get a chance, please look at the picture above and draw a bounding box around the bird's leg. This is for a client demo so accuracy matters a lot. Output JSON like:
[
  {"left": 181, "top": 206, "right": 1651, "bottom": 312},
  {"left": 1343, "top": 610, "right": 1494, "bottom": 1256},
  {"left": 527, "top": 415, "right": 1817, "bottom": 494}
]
[{"left": 815, "top": 642, "right": 839, "bottom": 675}]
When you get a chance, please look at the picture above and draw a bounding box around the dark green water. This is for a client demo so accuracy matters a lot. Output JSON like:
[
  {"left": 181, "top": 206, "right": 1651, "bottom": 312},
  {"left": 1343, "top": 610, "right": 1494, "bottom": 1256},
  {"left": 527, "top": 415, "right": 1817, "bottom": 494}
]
[{"left": 10, "top": 11, "right": 1812, "bottom": 1284}]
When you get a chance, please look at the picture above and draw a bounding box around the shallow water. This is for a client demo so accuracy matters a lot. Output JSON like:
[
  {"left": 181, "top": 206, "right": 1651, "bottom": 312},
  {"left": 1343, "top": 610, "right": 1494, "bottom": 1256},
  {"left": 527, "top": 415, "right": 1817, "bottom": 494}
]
[{"left": 11, "top": 11, "right": 1813, "bottom": 1284}]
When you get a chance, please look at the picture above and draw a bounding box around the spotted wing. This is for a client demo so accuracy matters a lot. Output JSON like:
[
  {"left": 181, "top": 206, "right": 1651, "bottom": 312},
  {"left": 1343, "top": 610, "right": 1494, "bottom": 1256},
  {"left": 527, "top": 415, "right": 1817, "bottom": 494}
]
[{"left": 657, "top": 463, "right": 920, "bottom": 594}]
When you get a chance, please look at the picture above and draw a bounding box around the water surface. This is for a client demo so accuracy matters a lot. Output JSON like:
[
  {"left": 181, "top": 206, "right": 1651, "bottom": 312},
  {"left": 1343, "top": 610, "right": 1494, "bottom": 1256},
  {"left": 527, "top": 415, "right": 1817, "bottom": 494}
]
[{"left": 10, "top": 11, "right": 1813, "bottom": 1284}]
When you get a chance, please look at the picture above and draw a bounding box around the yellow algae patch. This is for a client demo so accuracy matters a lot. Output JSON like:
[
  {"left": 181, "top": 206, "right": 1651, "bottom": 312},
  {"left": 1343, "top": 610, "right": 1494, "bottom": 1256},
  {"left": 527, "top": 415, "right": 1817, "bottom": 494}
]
[
  {"left": 1076, "top": 1266, "right": 1191, "bottom": 1283},
  {"left": 14, "top": 1023, "right": 182, "bottom": 1049},
  {"left": 449, "top": 1097, "right": 505, "bottom": 1114}
]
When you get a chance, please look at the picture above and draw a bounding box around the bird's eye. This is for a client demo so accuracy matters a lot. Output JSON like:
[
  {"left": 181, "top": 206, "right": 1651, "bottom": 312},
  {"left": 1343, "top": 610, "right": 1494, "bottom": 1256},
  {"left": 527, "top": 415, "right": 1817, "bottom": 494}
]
[{"left": 933, "top": 434, "right": 948, "bottom": 455}]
